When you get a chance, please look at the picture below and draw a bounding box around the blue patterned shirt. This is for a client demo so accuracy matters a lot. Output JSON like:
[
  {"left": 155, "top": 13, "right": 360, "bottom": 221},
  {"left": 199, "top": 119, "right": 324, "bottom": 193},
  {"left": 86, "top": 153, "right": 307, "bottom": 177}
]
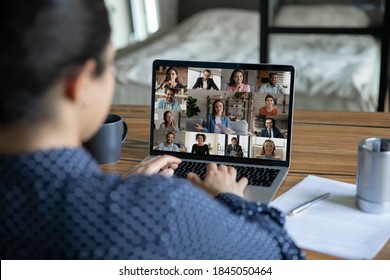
[{"left": 0, "top": 148, "right": 304, "bottom": 259}]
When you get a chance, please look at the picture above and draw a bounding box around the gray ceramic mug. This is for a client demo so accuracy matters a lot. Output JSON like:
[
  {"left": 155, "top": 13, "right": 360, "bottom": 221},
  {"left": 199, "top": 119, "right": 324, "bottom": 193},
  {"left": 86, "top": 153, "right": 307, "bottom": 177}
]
[
  {"left": 356, "top": 138, "right": 390, "bottom": 214},
  {"left": 83, "top": 114, "right": 128, "bottom": 165}
]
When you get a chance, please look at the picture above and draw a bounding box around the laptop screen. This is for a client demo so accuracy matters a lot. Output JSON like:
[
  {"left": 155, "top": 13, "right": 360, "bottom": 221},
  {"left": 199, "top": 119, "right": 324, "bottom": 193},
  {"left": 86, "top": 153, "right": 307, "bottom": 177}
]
[{"left": 150, "top": 60, "right": 295, "bottom": 167}]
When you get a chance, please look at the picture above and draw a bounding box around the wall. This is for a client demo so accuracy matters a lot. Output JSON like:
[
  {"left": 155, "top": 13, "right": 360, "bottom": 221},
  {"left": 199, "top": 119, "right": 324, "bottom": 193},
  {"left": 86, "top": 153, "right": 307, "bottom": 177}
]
[{"left": 105, "top": 0, "right": 131, "bottom": 49}]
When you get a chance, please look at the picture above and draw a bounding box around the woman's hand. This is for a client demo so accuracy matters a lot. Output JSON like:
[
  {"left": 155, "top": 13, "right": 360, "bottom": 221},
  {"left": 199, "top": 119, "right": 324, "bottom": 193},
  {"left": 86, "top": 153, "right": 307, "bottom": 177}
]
[
  {"left": 187, "top": 163, "right": 248, "bottom": 197},
  {"left": 171, "top": 120, "right": 179, "bottom": 131},
  {"left": 124, "top": 155, "right": 181, "bottom": 178},
  {"left": 194, "top": 123, "right": 203, "bottom": 131},
  {"left": 166, "top": 80, "right": 175, "bottom": 88}
]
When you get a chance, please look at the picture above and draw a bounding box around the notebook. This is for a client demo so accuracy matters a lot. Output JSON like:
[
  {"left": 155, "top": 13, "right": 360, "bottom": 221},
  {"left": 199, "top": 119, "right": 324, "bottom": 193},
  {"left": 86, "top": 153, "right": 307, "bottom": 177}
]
[{"left": 147, "top": 59, "right": 295, "bottom": 203}]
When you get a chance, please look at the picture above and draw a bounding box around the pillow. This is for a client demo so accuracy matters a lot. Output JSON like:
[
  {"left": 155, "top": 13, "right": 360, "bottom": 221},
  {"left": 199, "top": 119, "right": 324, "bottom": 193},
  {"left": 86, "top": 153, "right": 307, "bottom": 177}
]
[{"left": 275, "top": 4, "right": 370, "bottom": 27}]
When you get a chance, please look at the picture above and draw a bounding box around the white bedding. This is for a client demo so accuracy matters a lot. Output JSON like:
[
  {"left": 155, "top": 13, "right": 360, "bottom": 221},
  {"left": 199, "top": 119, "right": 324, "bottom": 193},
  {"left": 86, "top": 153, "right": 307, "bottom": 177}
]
[{"left": 114, "top": 5, "right": 380, "bottom": 111}]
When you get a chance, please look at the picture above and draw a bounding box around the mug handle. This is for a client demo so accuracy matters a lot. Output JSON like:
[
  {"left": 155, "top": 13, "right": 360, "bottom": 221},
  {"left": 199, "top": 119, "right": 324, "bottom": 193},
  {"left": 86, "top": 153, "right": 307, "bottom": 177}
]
[{"left": 121, "top": 120, "right": 128, "bottom": 143}]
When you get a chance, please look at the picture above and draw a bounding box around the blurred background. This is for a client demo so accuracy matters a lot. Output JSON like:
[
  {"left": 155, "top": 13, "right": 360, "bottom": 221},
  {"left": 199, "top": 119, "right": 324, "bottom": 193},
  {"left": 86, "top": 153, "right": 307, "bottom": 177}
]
[{"left": 104, "top": 0, "right": 389, "bottom": 112}]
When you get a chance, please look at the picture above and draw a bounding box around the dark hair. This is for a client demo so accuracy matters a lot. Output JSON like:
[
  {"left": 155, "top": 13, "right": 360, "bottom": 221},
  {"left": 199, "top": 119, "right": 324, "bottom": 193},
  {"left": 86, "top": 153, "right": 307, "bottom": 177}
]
[
  {"left": 268, "top": 72, "right": 278, "bottom": 78},
  {"left": 0, "top": 0, "right": 111, "bottom": 125},
  {"left": 228, "top": 69, "right": 245, "bottom": 86},
  {"left": 163, "top": 110, "right": 172, "bottom": 124},
  {"left": 195, "top": 133, "right": 206, "bottom": 141},
  {"left": 203, "top": 69, "right": 211, "bottom": 74},
  {"left": 164, "top": 66, "right": 181, "bottom": 83},
  {"left": 166, "top": 132, "right": 175, "bottom": 139},
  {"left": 211, "top": 99, "right": 225, "bottom": 118},
  {"left": 165, "top": 88, "right": 177, "bottom": 95},
  {"left": 231, "top": 137, "right": 238, "bottom": 142},
  {"left": 264, "top": 94, "right": 275, "bottom": 102}
]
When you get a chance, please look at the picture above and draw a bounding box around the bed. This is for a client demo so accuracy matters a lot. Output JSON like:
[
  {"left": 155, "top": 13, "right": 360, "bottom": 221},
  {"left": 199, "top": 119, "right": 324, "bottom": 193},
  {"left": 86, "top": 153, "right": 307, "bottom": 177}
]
[{"left": 114, "top": 4, "right": 381, "bottom": 112}]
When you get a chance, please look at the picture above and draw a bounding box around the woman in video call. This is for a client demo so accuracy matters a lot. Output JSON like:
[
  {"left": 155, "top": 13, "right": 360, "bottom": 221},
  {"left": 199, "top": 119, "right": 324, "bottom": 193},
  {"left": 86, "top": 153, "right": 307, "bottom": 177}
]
[
  {"left": 191, "top": 133, "right": 209, "bottom": 155},
  {"left": 195, "top": 99, "right": 230, "bottom": 134},
  {"left": 226, "top": 69, "right": 250, "bottom": 92},
  {"left": 159, "top": 110, "right": 179, "bottom": 132},
  {"left": 257, "top": 139, "right": 282, "bottom": 160},
  {"left": 157, "top": 66, "right": 185, "bottom": 89},
  {"left": 0, "top": 0, "right": 303, "bottom": 260}
]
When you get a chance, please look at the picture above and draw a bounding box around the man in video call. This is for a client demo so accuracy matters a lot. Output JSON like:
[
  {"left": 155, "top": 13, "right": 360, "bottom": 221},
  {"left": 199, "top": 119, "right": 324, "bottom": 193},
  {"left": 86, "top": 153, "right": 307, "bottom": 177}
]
[
  {"left": 156, "top": 88, "right": 181, "bottom": 110},
  {"left": 259, "top": 72, "right": 285, "bottom": 95},
  {"left": 157, "top": 132, "right": 180, "bottom": 151},
  {"left": 260, "top": 118, "right": 284, "bottom": 138},
  {"left": 192, "top": 69, "right": 219, "bottom": 90},
  {"left": 225, "top": 137, "right": 244, "bottom": 157}
]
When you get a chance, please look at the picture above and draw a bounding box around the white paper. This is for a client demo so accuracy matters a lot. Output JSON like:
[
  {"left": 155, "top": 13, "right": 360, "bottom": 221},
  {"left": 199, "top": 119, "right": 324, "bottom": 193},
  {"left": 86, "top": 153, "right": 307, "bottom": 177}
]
[
  {"left": 217, "top": 123, "right": 235, "bottom": 134},
  {"left": 270, "top": 175, "right": 390, "bottom": 259}
]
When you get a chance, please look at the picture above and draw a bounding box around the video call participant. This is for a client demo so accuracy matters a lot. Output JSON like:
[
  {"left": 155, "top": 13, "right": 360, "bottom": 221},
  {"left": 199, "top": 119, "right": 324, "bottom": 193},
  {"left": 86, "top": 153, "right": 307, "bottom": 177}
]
[
  {"left": 192, "top": 69, "right": 219, "bottom": 90},
  {"left": 260, "top": 118, "right": 285, "bottom": 138},
  {"left": 259, "top": 94, "right": 279, "bottom": 117},
  {"left": 0, "top": 0, "right": 303, "bottom": 260},
  {"left": 156, "top": 88, "right": 181, "bottom": 110},
  {"left": 159, "top": 110, "right": 179, "bottom": 132},
  {"left": 226, "top": 69, "right": 250, "bottom": 92},
  {"left": 195, "top": 99, "right": 230, "bottom": 134},
  {"left": 257, "top": 139, "right": 282, "bottom": 160},
  {"left": 259, "top": 72, "right": 285, "bottom": 95},
  {"left": 157, "top": 132, "right": 179, "bottom": 152},
  {"left": 191, "top": 133, "right": 209, "bottom": 155},
  {"left": 157, "top": 66, "right": 185, "bottom": 89},
  {"left": 225, "top": 137, "right": 243, "bottom": 157}
]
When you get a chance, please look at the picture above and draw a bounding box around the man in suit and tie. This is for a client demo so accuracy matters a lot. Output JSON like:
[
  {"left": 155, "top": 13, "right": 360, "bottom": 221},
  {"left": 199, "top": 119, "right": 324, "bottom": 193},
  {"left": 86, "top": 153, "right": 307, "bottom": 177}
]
[
  {"left": 260, "top": 118, "right": 284, "bottom": 138},
  {"left": 192, "top": 69, "right": 219, "bottom": 90},
  {"left": 225, "top": 137, "right": 244, "bottom": 157}
]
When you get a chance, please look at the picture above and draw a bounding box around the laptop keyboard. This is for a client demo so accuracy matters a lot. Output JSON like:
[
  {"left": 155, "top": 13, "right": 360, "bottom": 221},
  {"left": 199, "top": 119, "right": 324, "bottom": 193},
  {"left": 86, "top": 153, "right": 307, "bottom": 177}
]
[{"left": 174, "top": 160, "right": 280, "bottom": 187}]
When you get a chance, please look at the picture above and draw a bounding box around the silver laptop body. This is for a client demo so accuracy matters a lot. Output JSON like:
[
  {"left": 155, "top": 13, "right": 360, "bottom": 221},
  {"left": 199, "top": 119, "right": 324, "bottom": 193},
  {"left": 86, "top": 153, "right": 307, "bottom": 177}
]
[{"left": 145, "top": 59, "right": 295, "bottom": 203}]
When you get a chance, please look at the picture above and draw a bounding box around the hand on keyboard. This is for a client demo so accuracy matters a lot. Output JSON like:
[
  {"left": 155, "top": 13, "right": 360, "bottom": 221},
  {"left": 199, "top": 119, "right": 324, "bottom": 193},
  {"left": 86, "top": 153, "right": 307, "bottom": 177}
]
[
  {"left": 187, "top": 163, "right": 248, "bottom": 197},
  {"left": 124, "top": 155, "right": 181, "bottom": 178}
]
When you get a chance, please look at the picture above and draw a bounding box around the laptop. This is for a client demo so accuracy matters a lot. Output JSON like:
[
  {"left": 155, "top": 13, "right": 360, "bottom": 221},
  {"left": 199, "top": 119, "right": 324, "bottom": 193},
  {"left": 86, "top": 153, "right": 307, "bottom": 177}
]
[{"left": 148, "top": 59, "right": 295, "bottom": 203}]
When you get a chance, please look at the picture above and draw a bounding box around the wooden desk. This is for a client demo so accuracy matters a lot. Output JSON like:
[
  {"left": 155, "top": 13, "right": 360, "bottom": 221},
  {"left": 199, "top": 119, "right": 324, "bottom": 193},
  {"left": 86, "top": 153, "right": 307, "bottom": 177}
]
[{"left": 102, "top": 105, "right": 390, "bottom": 260}]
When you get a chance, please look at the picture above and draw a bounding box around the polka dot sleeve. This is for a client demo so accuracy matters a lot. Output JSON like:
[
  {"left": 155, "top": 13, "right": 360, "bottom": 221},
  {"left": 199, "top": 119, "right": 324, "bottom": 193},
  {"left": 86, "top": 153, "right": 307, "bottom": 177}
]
[{"left": 216, "top": 193, "right": 305, "bottom": 260}]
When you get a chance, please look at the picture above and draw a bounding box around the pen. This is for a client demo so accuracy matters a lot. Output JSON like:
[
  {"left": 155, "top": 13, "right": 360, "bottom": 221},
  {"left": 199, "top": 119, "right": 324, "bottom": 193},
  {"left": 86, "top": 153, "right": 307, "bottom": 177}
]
[{"left": 287, "top": 193, "right": 331, "bottom": 216}]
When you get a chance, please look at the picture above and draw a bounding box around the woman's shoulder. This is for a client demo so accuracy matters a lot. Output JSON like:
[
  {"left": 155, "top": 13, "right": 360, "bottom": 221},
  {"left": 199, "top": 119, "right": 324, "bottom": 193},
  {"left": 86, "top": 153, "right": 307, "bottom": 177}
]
[{"left": 226, "top": 84, "right": 234, "bottom": 91}]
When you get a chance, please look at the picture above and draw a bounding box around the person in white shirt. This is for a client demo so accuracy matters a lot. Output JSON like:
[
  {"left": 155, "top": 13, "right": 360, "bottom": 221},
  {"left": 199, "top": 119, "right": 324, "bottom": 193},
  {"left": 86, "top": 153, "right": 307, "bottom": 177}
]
[
  {"left": 259, "top": 72, "right": 285, "bottom": 95},
  {"left": 157, "top": 132, "right": 179, "bottom": 151}
]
